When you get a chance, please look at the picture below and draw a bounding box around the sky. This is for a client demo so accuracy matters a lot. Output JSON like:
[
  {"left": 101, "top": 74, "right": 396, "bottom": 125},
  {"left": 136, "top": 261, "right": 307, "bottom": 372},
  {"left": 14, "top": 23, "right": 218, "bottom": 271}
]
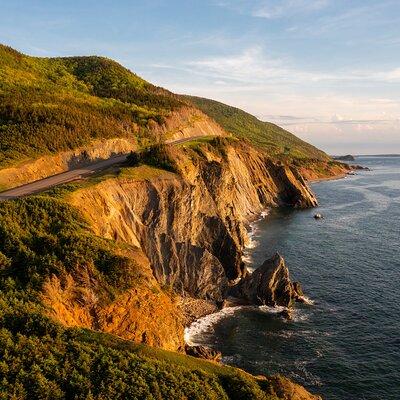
[{"left": 1, "top": 0, "right": 400, "bottom": 154}]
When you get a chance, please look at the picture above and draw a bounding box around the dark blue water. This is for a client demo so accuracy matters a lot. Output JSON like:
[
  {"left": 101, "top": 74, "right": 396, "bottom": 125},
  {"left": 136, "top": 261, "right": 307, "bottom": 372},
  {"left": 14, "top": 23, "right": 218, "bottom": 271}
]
[{"left": 187, "top": 156, "right": 400, "bottom": 400}]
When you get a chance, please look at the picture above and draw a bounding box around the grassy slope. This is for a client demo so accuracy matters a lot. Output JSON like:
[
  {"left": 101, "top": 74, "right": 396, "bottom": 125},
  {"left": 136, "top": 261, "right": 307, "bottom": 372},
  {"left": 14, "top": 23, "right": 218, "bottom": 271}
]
[
  {"left": 0, "top": 195, "right": 278, "bottom": 400},
  {"left": 184, "top": 95, "right": 329, "bottom": 161},
  {"left": 0, "top": 44, "right": 183, "bottom": 168}
]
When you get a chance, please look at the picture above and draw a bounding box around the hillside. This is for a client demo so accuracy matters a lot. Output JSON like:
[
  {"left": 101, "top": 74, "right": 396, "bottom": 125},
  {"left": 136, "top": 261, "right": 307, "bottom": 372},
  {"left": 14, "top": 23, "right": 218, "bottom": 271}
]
[
  {"left": 0, "top": 44, "right": 329, "bottom": 171},
  {"left": 0, "top": 44, "right": 183, "bottom": 168},
  {"left": 0, "top": 45, "right": 331, "bottom": 399},
  {"left": 184, "top": 95, "right": 328, "bottom": 161},
  {"left": 0, "top": 142, "right": 322, "bottom": 399}
]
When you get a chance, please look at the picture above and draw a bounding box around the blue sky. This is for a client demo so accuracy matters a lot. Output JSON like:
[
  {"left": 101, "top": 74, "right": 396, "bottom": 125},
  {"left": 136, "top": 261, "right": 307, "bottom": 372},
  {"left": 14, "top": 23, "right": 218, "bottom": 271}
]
[{"left": 1, "top": 0, "right": 400, "bottom": 154}]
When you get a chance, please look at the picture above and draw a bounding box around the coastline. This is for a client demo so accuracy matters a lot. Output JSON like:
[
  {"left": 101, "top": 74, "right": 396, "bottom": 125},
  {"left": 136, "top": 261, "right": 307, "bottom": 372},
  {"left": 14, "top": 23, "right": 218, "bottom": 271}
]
[{"left": 308, "top": 173, "right": 348, "bottom": 183}]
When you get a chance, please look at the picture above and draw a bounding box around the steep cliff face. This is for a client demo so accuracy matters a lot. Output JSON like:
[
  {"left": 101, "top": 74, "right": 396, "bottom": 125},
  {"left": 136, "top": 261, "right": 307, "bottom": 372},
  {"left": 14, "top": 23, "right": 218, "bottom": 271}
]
[
  {"left": 68, "top": 141, "right": 317, "bottom": 303},
  {"left": 41, "top": 247, "right": 184, "bottom": 351}
]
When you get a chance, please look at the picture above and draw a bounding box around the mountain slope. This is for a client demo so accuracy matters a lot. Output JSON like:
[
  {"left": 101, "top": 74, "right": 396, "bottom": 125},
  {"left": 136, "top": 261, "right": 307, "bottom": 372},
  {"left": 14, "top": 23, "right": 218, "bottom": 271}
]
[
  {"left": 0, "top": 44, "right": 183, "bottom": 168},
  {"left": 184, "top": 95, "right": 328, "bottom": 161}
]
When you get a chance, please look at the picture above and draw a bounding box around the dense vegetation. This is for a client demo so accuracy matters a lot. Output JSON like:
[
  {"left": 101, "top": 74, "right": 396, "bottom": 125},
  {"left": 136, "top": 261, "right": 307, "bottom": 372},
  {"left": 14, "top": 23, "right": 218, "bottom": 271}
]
[
  {"left": 0, "top": 195, "right": 278, "bottom": 399},
  {"left": 184, "top": 95, "right": 328, "bottom": 161},
  {"left": 0, "top": 44, "right": 183, "bottom": 167},
  {"left": 0, "top": 196, "right": 142, "bottom": 297},
  {"left": 127, "top": 143, "right": 178, "bottom": 172}
]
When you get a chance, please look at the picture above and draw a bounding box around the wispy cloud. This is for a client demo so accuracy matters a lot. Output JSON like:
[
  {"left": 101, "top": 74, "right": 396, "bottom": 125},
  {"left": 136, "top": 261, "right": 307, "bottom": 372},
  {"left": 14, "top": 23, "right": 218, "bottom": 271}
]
[
  {"left": 215, "top": 0, "right": 330, "bottom": 19},
  {"left": 182, "top": 46, "right": 400, "bottom": 86},
  {"left": 252, "top": 0, "right": 329, "bottom": 19},
  {"left": 286, "top": 1, "right": 400, "bottom": 36}
]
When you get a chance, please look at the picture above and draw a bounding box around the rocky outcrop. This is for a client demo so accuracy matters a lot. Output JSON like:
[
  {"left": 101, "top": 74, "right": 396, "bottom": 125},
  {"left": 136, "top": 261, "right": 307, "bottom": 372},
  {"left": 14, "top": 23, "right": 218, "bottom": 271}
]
[
  {"left": 333, "top": 154, "right": 355, "bottom": 161},
  {"left": 185, "top": 345, "right": 222, "bottom": 362},
  {"left": 69, "top": 142, "right": 317, "bottom": 304},
  {"left": 234, "top": 253, "right": 304, "bottom": 307},
  {"left": 265, "top": 375, "right": 323, "bottom": 400},
  {"left": 41, "top": 248, "right": 184, "bottom": 351}
]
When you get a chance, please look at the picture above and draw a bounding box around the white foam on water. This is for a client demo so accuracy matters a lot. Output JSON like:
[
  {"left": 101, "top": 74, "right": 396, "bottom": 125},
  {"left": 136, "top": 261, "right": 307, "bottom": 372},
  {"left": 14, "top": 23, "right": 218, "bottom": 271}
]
[
  {"left": 260, "top": 210, "right": 269, "bottom": 219},
  {"left": 185, "top": 300, "right": 290, "bottom": 346},
  {"left": 184, "top": 306, "right": 243, "bottom": 346},
  {"left": 241, "top": 254, "right": 253, "bottom": 264},
  {"left": 259, "top": 305, "right": 286, "bottom": 314},
  {"left": 221, "top": 354, "right": 243, "bottom": 364},
  {"left": 242, "top": 208, "right": 270, "bottom": 264},
  {"left": 299, "top": 296, "right": 315, "bottom": 305}
]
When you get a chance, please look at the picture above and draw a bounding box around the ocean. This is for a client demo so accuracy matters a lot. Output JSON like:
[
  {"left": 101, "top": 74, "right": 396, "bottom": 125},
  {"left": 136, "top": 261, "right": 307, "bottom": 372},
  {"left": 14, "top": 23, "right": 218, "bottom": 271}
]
[{"left": 185, "top": 156, "right": 400, "bottom": 400}]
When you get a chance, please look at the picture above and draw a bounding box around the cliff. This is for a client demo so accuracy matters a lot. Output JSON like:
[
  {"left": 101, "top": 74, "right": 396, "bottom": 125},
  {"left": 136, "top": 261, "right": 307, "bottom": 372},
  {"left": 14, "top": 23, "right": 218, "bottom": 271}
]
[
  {"left": 67, "top": 141, "right": 317, "bottom": 307},
  {"left": 0, "top": 44, "right": 335, "bottom": 399},
  {"left": 41, "top": 247, "right": 185, "bottom": 351}
]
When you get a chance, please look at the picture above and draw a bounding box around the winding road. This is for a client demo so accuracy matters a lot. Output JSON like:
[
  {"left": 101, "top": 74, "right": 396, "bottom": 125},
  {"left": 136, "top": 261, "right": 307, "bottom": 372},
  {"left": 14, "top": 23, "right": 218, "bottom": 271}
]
[{"left": 0, "top": 136, "right": 208, "bottom": 201}]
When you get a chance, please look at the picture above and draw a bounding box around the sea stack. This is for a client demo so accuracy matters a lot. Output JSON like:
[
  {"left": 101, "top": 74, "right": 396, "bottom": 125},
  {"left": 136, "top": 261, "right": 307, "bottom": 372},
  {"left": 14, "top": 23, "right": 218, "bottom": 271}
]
[{"left": 235, "top": 253, "right": 304, "bottom": 307}]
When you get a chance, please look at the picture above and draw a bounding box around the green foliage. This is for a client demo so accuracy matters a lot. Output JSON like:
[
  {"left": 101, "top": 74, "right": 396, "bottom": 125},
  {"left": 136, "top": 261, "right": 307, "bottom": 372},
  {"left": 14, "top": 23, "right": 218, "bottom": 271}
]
[
  {"left": 0, "top": 310, "right": 276, "bottom": 400},
  {"left": 184, "top": 95, "right": 328, "bottom": 161},
  {"left": 60, "top": 56, "right": 181, "bottom": 111},
  {"left": 0, "top": 183, "right": 278, "bottom": 400},
  {"left": 0, "top": 44, "right": 184, "bottom": 167},
  {"left": 127, "top": 143, "right": 177, "bottom": 172},
  {"left": 0, "top": 196, "right": 140, "bottom": 295}
]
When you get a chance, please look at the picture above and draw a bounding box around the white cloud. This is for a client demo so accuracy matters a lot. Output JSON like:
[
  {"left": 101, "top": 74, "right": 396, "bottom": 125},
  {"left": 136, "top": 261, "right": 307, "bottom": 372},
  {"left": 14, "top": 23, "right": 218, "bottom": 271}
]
[
  {"left": 214, "top": 0, "right": 330, "bottom": 19},
  {"left": 184, "top": 46, "right": 400, "bottom": 86},
  {"left": 252, "top": 0, "right": 329, "bottom": 19}
]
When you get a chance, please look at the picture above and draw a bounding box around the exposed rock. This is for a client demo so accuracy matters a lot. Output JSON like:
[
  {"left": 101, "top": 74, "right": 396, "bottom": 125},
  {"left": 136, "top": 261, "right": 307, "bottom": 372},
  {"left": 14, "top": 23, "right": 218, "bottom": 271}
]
[
  {"left": 350, "top": 164, "right": 371, "bottom": 171},
  {"left": 41, "top": 248, "right": 185, "bottom": 351},
  {"left": 180, "top": 297, "right": 219, "bottom": 326},
  {"left": 265, "top": 375, "right": 323, "bottom": 400},
  {"left": 333, "top": 154, "right": 355, "bottom": 161},
  {"left": 292, "top": 281, "right": 304, "bottom": 297},
  {"left": 185, "top": 345, "right": 222, "bottom": 362},
  {"left": 69, "top": 142, "right": 317, "bottom": 303},
  {"left": 234, "top": 253, "right": 304, "bottom": 307},
  {"left": 0, "top": 138, "right": 137, "bottom": 191},
  {"left": 0, "top": 106, "right": 225, "bottom": 191},
  {"left": 314, "top": 213, "right": 323, "bottom": 219}
]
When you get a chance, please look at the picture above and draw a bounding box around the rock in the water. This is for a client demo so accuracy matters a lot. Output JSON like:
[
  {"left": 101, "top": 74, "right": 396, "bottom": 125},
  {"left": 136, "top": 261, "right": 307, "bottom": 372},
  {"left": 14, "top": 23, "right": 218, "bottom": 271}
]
[
  {"left": 234, "top": 253, "right": 304, "bottom": 307},
  {"left": 314, "top": 213, "right": 323, "bottom": 219},
  {"left": 292, "top": 282, "right": 304, "bottom": 298},
  {"left": 278, "top": 309, "right": 293, "bottom": 320},
  {"left": 185, "top": 345, "right": 222, "bottom": 362}
]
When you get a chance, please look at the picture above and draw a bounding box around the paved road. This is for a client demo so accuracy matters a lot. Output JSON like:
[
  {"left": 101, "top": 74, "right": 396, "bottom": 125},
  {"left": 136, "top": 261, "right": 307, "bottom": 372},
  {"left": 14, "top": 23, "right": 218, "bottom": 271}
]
[{"left": 0, "top": 135, "right": 209, "bottom": 200}]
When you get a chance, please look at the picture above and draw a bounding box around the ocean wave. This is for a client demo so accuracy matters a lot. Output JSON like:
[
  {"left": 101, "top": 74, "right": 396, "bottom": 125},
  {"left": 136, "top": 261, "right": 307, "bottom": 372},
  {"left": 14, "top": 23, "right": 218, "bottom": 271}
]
[
  {"left": 258, "top": 305, "right": 287, "bottom": 314},
  {"left": 242, "top": 209, "right": 269, "bottom": 264},
  {"left": 299, "top": 295, "right": 315, "bottom": 305},
  {"left": 221, "top": 354, "right": 243, "bottom": 364},
  {"left": 184, "top": 306, "right": 242, "bottom": 345}
]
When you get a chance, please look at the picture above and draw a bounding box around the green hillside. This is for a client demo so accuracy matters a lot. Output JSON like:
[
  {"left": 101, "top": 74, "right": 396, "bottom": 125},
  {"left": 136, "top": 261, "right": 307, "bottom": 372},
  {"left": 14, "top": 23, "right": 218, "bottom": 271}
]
[
  {"left": 0, "top": 44, "right": 183, "bottom": 168},
  {"left": 184, "top": 95, "right": 328, "bottom": 161},
  {"left": 0, "top": 195, "right": 278, "bottom": 400},
  {"left": 0, "top": 44, "right": 328, "bottom": 169}
]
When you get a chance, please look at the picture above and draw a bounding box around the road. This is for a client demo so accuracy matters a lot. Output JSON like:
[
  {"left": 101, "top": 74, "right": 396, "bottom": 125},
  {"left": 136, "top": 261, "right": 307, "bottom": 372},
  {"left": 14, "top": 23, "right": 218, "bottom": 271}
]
[{"left": 0, "top": 135, "right": 208, "bottom": 200}]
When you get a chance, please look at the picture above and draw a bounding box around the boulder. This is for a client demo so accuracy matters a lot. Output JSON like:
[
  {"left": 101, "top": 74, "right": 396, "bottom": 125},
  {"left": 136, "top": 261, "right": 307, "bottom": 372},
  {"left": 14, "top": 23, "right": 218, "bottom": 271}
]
[
  {"left": 185, "top": 345, "right": 222, "bottom": 362},
  {"left": 314, "top": 213, "right": 323, "bottom": 219},
  {"left": 234, "top": 253, "right": 304, "bottom": 307}
]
